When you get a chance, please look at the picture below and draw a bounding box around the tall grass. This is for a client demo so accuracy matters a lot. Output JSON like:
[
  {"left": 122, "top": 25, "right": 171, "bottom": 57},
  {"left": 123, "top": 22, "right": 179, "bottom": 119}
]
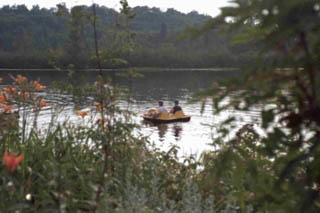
[{"left": 2, "top": 74, "right": 241, "bottom": 212}]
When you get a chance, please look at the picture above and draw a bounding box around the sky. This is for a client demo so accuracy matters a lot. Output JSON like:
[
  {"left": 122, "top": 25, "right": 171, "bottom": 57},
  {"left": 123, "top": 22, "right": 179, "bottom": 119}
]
[{"left": 0, "top": 0, "right": 230, "bottom": 17}]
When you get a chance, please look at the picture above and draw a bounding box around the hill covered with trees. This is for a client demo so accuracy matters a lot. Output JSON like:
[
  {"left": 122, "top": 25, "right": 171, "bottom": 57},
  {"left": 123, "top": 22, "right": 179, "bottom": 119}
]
[{"left": 0, "top": 4, "right": 253, "bottom": 69}]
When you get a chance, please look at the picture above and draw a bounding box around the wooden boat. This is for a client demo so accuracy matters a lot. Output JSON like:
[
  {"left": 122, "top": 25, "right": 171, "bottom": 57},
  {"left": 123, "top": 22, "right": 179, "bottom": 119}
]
[{"left": 142, "top": 108, "right": 191, "bottom": 124}]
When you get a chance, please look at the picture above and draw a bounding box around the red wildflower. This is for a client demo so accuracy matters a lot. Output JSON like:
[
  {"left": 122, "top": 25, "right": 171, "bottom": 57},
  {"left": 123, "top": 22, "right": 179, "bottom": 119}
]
[
  {"left": 2, "top": 87, "right": 17, "bottom": 94},
  {"left": 34, "top": 81, "right": 46, "bottom": 91},
  {"left": 0, "top": 93, "right": 7, "bottom": 103},
  {"left": 96, "top": 118, "right": 107, "bottom": 126},
  {"left": 94, "top": 101, "right": 103, "bottom": 111},
  {"left": 15, "top": 75, "right": 27, "bottom": 84},
  {"left": 0, "top": 104, "right": 13, "bottom": 113},
  {"left": 77, "top": 111, "right": 88, "bottom": 118},
  {"left": 3, "top": 151, "right": 24, "bottom": 173},
  {"left": 23, "top": 92, "right": 30, "bottom": 100},
  {"left": 40, "top": 99, "right": 48, "bottom": 108}
]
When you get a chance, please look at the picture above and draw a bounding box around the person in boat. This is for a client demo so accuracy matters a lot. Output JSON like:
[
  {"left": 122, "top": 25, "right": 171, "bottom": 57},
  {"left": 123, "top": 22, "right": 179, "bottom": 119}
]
[
  {"left": 170, "top": 100, "right": 182, "bottom": 114},
  {"left": 153, "top": 101, "right": 168, "bottom": 118}
]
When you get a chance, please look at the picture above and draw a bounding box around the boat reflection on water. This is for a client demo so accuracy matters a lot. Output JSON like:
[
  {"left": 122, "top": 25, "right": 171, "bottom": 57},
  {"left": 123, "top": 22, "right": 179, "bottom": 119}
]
[
  {"left": 172, "top": 124, "right": 183, "bottom": 141},
  {"left": 143, "top": 120, "right": 184, "bottom": 142},
  {"left": 157, "top": 124, "right": 168, "bottom": 142}
]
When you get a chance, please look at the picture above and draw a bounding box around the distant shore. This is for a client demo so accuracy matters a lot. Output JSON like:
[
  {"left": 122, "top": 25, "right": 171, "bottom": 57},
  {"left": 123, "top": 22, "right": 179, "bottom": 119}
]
[{"left": 0, "top": 67, "right": 239, "bottom": 72}]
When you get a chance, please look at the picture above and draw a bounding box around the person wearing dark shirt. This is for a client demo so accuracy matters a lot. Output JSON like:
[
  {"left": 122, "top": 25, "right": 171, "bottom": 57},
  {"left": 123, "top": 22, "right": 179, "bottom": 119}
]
[{"left": 170, "top": 100, "right": 182, "bottom": 114}]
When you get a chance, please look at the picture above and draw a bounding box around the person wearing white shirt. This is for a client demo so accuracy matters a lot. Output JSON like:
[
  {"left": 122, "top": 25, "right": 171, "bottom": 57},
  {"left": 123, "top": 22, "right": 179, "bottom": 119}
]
[
  {"left": 157, "top": 101, "right": 168, "bottom": 113},
  {"left": 153, "top": 101, "right": 168, "bottom": 117}
]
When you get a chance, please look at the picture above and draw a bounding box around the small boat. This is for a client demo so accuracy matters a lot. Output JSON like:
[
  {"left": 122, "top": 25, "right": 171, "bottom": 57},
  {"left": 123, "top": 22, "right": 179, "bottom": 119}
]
[{"left": 142, "top": 108, "right": 191, "bottom": 124}]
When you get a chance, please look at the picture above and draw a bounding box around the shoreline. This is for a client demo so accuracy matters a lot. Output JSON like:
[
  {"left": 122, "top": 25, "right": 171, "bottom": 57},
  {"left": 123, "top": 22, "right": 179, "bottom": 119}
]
[{"left": 0, "top": 67, "right": 239, "bottom": 72}]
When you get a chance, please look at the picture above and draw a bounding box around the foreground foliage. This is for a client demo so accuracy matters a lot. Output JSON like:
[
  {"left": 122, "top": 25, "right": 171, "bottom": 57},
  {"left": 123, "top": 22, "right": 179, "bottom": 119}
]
[
  {"left": 194, "top": 0, "right": 320, "bottom": 212},
  {"left": 2, "top": 0, "right": 320, "bottom": 212},
  {"left": 0, "top": 75, "right": 214, "bottom": 212}
]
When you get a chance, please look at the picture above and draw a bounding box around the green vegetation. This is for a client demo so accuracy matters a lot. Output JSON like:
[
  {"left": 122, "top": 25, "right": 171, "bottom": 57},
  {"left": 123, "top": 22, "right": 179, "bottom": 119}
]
[
  {"left": 0, "top": 4, "right": 254, "bottom": 69},
  {"left": 0, "top": 74, "right": 208, "bottom": 212},
  {"left": 193, "top": 0, "right": 320, "bottom": 211},
  {"left": 1, "top": 0, "right": 320, "bottom": 212}
]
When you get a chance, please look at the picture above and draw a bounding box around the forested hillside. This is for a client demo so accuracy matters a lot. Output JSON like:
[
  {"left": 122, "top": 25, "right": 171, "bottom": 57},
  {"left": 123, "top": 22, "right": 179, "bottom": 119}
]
[{"left": 0, "top": 4, "right": 253, "bottom": 69}]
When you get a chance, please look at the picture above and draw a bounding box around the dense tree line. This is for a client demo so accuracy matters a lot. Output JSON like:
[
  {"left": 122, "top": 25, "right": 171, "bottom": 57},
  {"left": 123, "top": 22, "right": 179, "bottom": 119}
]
[{"left": 0, "top": 4, "right": 254, "bottom": 69}]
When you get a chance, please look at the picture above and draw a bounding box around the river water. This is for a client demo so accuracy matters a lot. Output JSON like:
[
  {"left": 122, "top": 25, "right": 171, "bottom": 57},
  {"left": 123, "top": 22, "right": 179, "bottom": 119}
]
[{"left": 0, "top": 69, "right": 261, "bottom": 157}]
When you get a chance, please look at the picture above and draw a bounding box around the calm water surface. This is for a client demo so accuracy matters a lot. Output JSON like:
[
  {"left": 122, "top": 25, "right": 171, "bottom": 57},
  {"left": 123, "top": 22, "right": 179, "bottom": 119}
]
[{"left": 0, "top": 69, "right": 260, "bottom": 157}]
